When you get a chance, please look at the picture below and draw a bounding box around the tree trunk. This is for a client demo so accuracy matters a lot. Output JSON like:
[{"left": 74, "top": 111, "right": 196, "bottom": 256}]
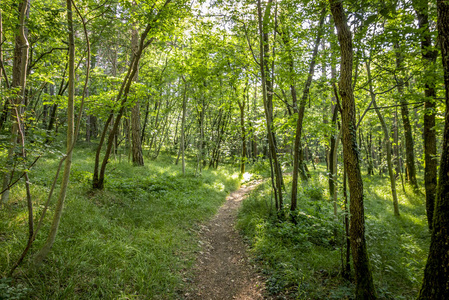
[
  {"left": 130, "top": 26, "right": 144, "bottom": 166},
  {"left": 86, "top": 52, "right": 97, "bottom": 142},
  {"left": 330, "top": 1, "right": 377, "bottom": 298},
  {"left": 394, "top": 43, "right": 419, "bottom": 191},
  {"left": 417, "top": 0, "right": 449, "bottom": 296},
  {"left": 257, "top": 0, "right": 283, "bottom": 210},
  {"left": 413, "top": 0, "right": 438, "bottom": 230},
  {"left": 366, "top": 59, "right": 400, "bottom": 216},
  {"left": 291, "top": 6, "right": 326, "bottom": 211},
  {"left": 34, "top": 0, "right": 75, "bottom": 263},
  {"left": 181, "top": 78, "right": 187, "bottom": 174},
  {"left": 392, "top": 109, "right": 400, "bottom": 176},
  {"left": 238, "top": 98, "right": 246, "bottom": 174},
  {"left": 1, "top": 0, "right": 30, "bottom": 205},
  {"left": 0, "top": 6, "right": 9, "bottom": 130}
]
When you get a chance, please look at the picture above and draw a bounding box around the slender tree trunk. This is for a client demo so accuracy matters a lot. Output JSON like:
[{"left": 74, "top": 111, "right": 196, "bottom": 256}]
[
  {"left": 413, "top": 0, "right": 438, "bottom": 230},
  {"left": 366, "top": 131, "right": 374, "bottom": 175},
  {"left": 392, "top": 109, "right": 400, "bottom": 176},
  {"left": 148, "top": 97, "right": 161, "bottom": 153},
  {"left": 235, "top": 83, "right": 248, "bottom": 174},
  {"left": 196, "top": 96, "right": 205, "bottom": 175},
  {"left": 86, "top": 52, "right": 97, "bottom": 142},
  {"left": 181, "top": 78, "right": 187, "bottom": 174},
  {"left": 417, "top": 1, "right": 449, "bottom": 296},
  {"left": 238, "top": 99, "right": 246, "bottom": 174},
  {"left": 1, "top": 0, "right": 30, "bottom": 205},
  {"left": 291, "top": 6, "right": 326, "bottom": 211},
  {"left": 0, "top": 7, "right": 9, "bottom": 130},
  {"left": 130, "top": 26, "right": 144, "bottom": 166},
  {"left": 332, "top": 128, "right": 341, "bottom": 217},
  {"left": 394, "top": 43, "right": 419, "bottom": 191},
  {"left": 366, "top": 59, "right": 399, "bottom": 216},
  {"left": 34, "top": 0, "right": 75, "bottom": 263},
  {"left": 329, "top": 102, "right": 339, "bottom": 207},
  {"left": 257, "top": 0, "right": 283, "bottom": 210},
  {"left": 93, "top": 112, "right": 113, "bottom": 188},
  {"left": 330, "top": 1, "right": 377, "bottom": 298},
  {"left": 141, "top": 99, "right": 150, "bottom": 144}
]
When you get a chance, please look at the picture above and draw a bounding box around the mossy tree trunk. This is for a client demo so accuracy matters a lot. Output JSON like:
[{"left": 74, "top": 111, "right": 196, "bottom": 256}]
[
  {"left": 417, "top": 0, "right": 449, "bottom": 297},
  {"left": 329, "top": 0, "right": 377, "bottom": 298},
  {"left": 413, "top": 0, "right": 438, "bottom": 231}
]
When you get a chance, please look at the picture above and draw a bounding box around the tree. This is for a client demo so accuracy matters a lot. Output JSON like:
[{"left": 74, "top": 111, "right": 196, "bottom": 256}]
[
  {"left": 34, "top": 0, "right": 77, "bottom": 264},
  {"left": 412, "top": 0, "right": 438, "bottom": 230},
  {"left": 329, "top": 0, "right": 377, "bottom": 298},
  {"left": 131, "top": 25, "right": 144, "bottom": 166},
  {"left": 417, "top": 0, "right": 449, "bottom": 297},
  {"left": 92, "top": 0, "right": 175, "bottom": 190},
  {"left": 1, "top": 0, "right": 30, "bottom": 205},
  {"left": 257, "top": 0, "right": 284, "bottom": 211},
  {"left": 366, "top": 58, "right": 399, "bottom": 216},
  {"left": 290, "top": 4, "right": 326, "bottom": 211}
]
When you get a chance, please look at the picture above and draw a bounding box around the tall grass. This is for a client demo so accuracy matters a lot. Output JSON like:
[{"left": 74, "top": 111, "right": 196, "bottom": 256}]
[
  {"left": 237, "top": 163, "right": 429, "bottom": 299},
  {"left": 0, "top": 146, "right": 240, "bottom": 299}
]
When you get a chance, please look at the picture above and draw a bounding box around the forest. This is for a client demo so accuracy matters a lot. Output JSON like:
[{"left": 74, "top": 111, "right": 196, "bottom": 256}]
[{"left": 0, "top": 0, "right": 448, "bottom": 299}]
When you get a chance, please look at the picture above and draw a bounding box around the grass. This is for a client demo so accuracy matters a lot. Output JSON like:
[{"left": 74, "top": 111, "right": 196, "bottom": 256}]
[
  {"left": 237, "top": 162, "right": 430, "bottom": 299},
  {"left": 0, "top": 145, "right": 240, "bottom": 299}
]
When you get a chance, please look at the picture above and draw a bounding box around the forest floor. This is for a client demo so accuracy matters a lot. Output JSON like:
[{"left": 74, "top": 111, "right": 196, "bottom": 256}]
[{"left": 184, "top": 179, "right": 270, "bottom": 300}]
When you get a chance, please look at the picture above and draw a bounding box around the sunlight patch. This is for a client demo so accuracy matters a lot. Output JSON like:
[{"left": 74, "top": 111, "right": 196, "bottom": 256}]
[
  {"left": 213, "top": 182, "right": 225, "bottom": 192},
  {"left": 243, "top": 172, "right": 252, "bottom": 183}
]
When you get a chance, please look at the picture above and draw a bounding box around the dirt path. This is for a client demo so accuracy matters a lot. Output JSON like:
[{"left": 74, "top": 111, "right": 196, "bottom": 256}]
[{"left": 184, "top": 180, "right": 267, "bottom": 300}]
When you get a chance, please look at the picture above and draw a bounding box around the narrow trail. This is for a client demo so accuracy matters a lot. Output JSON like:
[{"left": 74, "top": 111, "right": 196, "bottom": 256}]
[{"left": 184, "top": 180, "right": 268, "bottom": 300}]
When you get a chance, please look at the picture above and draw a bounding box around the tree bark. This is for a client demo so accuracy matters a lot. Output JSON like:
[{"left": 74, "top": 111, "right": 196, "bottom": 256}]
[
  {"left": 413, "top": 0, "right": 438, "bottom": 230},
  {"left": 330, "top": 1, "right": 377, "bottom": 298},
  {"left": 238, "top": 95, "right": 246, "bottom": 174},
  {"left": 417, "top": 0, "right": 449, "bottom": 297},
  {"left": 329, "top": 62, "right": 340, "bottom": 211},
  {"left": 392, "top": 109, "right": 400, "bottom": 176},
  {"left": 130, "top": 26, "right": 144, "bottom": 166},
  {"left": 181, "top": 77, "right": 187, "bottom": 174},
  {"left": 1, "top": 0, "right": 30, "bottom": 205}
]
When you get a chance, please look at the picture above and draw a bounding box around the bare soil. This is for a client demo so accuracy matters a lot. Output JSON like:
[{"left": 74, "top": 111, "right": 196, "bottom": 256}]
[{"left": 184, "top": 180, "right": 269, "bottom": 300}]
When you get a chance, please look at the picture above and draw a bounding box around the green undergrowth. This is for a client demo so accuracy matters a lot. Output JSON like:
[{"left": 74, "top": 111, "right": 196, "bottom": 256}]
[
  {"left": 0, "top": 146, "right": 240, "bottom": 299},
  {"left": 237, "top": 163, "right": 429, "bottom": 299}
]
